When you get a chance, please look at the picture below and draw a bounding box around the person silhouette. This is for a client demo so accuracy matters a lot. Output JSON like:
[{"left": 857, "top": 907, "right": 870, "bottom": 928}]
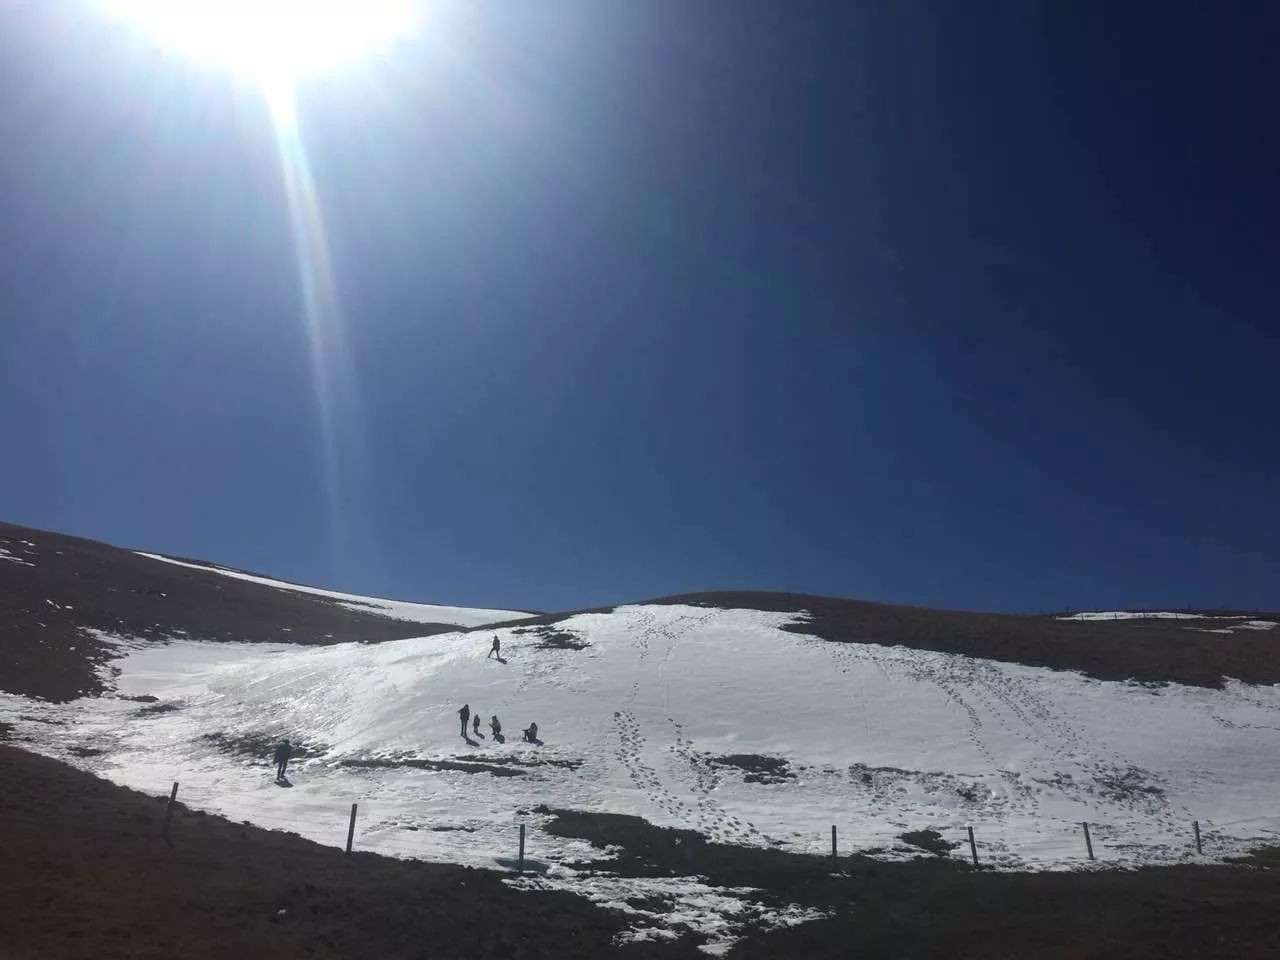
[
  {"left": 273, "top": 739, "right": 292, "bottom": 781},
  {"left": 472, "top": 714, "right": 483, "bottom": 738},
  {"left": 490, "top": 715, "right": 503, "bottom": 743},
  {"left": 458, "top": 704, "right": 470, "bottom": 738},
  {"left": 522, "top": 722, "right": 539, "bottom": 744},
  {"left": 487, "top": 635, "right": 501, "bottom": 660}
]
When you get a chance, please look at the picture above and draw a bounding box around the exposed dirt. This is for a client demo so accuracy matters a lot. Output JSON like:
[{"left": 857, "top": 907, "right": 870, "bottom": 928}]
[
  {"left": 512, "top": 625, "right": 591, "bottom": 651},
  {"left": 7, "top": 744, "right": 1280, "bottom": 959},
  {"left": 708, "top": 754, "right": 795, "bottom": 784},
  {"left": 541, "top": 808, "right": 1280, "bottom": 959},
  {"left": 646, "top": 592, "right": 1280, "bottom": 689},
  {"left": 136, "top": 702, "right": 181, "bottom": 715},
  {"left": 899, "top": 828, "right": 959, "bottom": 857},
  {"left": 485, "top": 592, "right": 1280, "bottom": 689},
  {"left": 1229, "top": 846, "right": 1280, "bottom": 869},
  {"left": 8, "top": 521, "right": 1278, "bottom": 703},
  {"left": 340, "top": 757, "right": 527, "bottom": 777},
  {"left": 203, "top": 731, "right": 325, "bottom": 764},
  {"left": 0, "top": 521, "right": 499, "bottom": 703},
  {"left": 0, "top": 746, "right": 695, "bottom": 960},
  {"left": 451, "top": 754, "right": 584, "bottom": 771}
]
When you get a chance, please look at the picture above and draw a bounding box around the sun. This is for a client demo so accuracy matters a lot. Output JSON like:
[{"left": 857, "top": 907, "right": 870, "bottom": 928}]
[{"left": 104, "top": 0, "right": 418, "bottom": 91}]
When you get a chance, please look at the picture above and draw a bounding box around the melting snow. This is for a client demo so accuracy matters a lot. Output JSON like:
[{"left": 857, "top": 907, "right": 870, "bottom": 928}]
[
  {"left": 0, "top": 545, "right": 35, "bottom": 566},
  {"left": 507, "top": 871, "right": 829, "bottom": 954},
  {"left": 6, "top": 604, "right": 1280, "bottom": 947},
  {"left": 1059, "top": 611, "right": 1248, "bottom": 621}
]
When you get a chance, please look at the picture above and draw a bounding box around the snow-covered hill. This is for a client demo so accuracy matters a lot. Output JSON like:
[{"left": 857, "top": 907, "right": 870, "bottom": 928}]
[{"left": 4, "top": 601, "right": 1280, "bottom": 948}]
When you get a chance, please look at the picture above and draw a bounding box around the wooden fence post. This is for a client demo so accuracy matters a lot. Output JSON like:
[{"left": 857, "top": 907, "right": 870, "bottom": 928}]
[
  {"left": 967, "top": 825, "right": 978, "bottom": 865},
  {"left": 346, "top": 803, "right": 358, "bottom": 855},
  {"left": 1081, "top": 821, "right": 1094, "bottom": 860},
  {"left": 518, "top": 823, "right": 526, "bottom": 873},
  {"left": 831, "top": 825, "right": 838, "bottom": 870},
  {"left": 161, "top": 781, "right": 179, "bottom": 841},
  {"left": 1193, "top": 820, "right": 1202, "bottom": 855}
]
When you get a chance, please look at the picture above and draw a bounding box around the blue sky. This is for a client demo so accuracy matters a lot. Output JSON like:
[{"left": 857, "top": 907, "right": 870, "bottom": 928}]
[{"left": 1, "top": 1, "right": 1276, "bottom": 613}]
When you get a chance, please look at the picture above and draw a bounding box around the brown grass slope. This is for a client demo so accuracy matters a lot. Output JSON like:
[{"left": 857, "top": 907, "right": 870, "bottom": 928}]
[
  {"left": 648, "top": 591, "right": 1280, "bottom": 689},
  {"left": 5, "top": 519, "right": 1278, "bottom": 702},
  {"left": 544, "top": 808, "right": 1280, "bottom": 960},
  {"left": 5, "top": 743, "right": 1276, "bottom": 960},
  {"left": 0, "top": 521, "right": 510, "bottom": 702},
  {"left": 488, "top": 590, "right": 1280, "bottom": 689},
  {"left": 0, "top": 746, "right": 694, "bottom": 960}
]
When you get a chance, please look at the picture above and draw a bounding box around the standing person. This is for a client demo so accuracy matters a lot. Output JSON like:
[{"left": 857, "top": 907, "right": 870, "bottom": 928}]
[
  {"left": 458, "top": 704, "right": 470, "bottom": 738},
  {"left": 273, "top": 739, "right": 292, "bottom": 781},
  {"left": 487, "top": 635, "right": 501, "bottom": 660},
  {"left": 490, "top": 715, "right": 503, "bottom": 743},
  {"left": 472, "top": 714, "right": 483, "bottom": 738}
]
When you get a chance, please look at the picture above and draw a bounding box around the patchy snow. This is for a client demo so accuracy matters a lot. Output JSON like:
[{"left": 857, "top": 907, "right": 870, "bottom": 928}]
[
  {"left": 508, "top": 871, "right": 829, "bottom": 953},
  {"left": 0, "top": 544, "right": 35, "bottom": 566},
  {"left": 1189, "top": 621, "right": 1278, "bottom": 635},
  {"left": 134, "top": 552, "right": 534, "bottom": 627},
  {"left": 7, "top": 604, "right": 1280, "bottom": 947},
  {"left": 1061, "top": 612, "right": 1277, "bottom": 633},
  {"left": 1207, "top": 620, "right": 1280, "bottom": 633},
  {"left": 1058, "top": 611, "right": 1252, "bottom": 622}
]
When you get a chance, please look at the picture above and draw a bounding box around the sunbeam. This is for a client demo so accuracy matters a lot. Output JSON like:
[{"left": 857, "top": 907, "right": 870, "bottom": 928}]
[
  {"left": 104, "top": 1, "right": 418, "bottom": 568},
  {"left": 267, "top": 81, "right": 348, "bottom": 546}
]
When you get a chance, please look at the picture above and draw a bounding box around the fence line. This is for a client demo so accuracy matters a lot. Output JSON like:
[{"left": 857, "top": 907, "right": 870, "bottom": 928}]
[{"left": 139, "top": 776, "right": 1280, "bottom": 870}]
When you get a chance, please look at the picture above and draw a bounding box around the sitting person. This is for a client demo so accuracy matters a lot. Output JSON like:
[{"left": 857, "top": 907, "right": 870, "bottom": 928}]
[{"left": 522, "top": 721, "right": 539, "bottom": 743}]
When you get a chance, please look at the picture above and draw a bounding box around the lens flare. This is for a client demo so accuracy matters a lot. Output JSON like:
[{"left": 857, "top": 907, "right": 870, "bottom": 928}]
[
  {"left": 266, "top": 82, "right": 349, "bottom": 541},
  {"left": 105, "top": 1, "right": 412, "bottom": 563}
]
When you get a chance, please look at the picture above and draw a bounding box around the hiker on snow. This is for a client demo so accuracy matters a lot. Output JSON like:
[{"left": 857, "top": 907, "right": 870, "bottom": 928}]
[
  {"left": 490, "top": 715, "right": 503, "bottom": 742},
  {"left": 273, "top": 739, "right": 292, "bottom": 781},
  {"left": 472, "top": 714, "right": 483, "bottom": 738},
  {"left": 522, "top": 722, "right": 539, "bottom": 744},
  {"left": 458, "top": 704, "right": 470, "bottom": 738},
  {"left": 487, "top": 635, "right": 501, "bottom": 660}
]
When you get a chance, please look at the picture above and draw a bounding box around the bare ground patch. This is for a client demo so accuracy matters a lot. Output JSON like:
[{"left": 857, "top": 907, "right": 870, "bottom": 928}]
[
  {"left": 340, "top": 757, "right": 527, "bottom": 778},
  {"left": 513, "top": 624, "right": 591, "bottom": 650},
  {"left": 707, "top": 754, "right": 795, "bottom": 784}
]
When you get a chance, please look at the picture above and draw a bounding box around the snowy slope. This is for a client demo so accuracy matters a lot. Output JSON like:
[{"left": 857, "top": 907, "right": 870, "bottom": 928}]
[
  {"left": 6, "top": 602, "right": 1280, "bottom": 948},
  {"left": 136, "top": 552, "right": 533, "bottom": 628}
]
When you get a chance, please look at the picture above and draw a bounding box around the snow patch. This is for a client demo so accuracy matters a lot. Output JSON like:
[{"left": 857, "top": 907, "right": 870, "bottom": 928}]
[
  {"left": 507, "top": 872, "right": 829, "bottom": 954},
  {"left": 1061, "top": 611, "right": 1228, "bottom": 621},
  {"left": 134, "top": 552, "right": 534, "bottom": 627},
  {"left": 0, "top": 545, "right": 35, "bottom": 566}
]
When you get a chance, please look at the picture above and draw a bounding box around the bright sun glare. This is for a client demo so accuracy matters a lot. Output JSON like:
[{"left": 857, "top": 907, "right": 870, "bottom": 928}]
[
  {"left": 102, "top": 2, "right": 413, "bottom": 544},
  {"left": 106, "top": 0, "right": 417, "bottom": 93}
]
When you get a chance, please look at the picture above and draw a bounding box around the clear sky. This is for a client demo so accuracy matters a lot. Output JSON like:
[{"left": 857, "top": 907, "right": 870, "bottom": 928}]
[{"left": 2, "top": 1, "right": 1276, "bottom": 613}]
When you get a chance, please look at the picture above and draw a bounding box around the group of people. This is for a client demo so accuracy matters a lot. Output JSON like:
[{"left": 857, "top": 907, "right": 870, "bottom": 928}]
[
  {"left": 457, "top": 703, "right": 539, "bottom": 744},
  {"left": 269, "top": 633, "right": 540, "bottom": 783},
  {"left": 466, "top": 635, "right": 540, "bottom": 743}
]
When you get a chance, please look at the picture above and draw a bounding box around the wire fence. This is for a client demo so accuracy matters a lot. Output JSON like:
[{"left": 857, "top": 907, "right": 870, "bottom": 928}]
[{"left": 137, "top": 776, "right": 1280, "bottom": 874}]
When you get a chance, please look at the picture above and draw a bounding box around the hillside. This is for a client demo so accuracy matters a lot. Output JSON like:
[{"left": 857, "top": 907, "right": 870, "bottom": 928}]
[
  {"left": 0, "top": 521, "right": 534, "bottom": 701},
  {"left": 4, "top": 521, "right": 1280, "bottom": 953},
  {"left": 7, "top": 745, "right": 1280, "bottom": 959},
  {"left": 511, "top": 590, "right": 1280, "bottom": 689}
]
